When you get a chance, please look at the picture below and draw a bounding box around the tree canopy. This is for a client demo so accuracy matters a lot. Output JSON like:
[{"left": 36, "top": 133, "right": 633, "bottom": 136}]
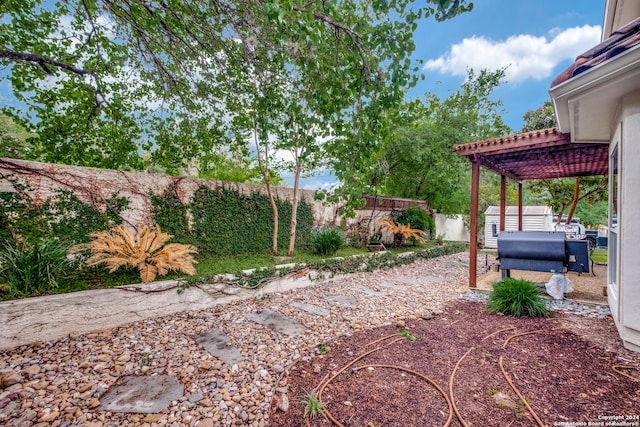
[
  {"left": 1, "top": 0, "right": 473, "bottom": 176},
  {"left": 337, "top": 68, "right": 510, "bottom": 215}
]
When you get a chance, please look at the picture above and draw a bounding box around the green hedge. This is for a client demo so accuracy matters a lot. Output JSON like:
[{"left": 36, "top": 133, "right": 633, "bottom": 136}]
[
  {"left": 153, "top": 185, "right": 314, "bottom": 256},
  {"left": 0, "top": 183, "right": 128, "bottom": 245}
]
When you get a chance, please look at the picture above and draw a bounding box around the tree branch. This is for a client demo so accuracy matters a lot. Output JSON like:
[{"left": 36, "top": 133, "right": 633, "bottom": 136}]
[{"left": 0, "top": 49, "right": 94, "bottom": 76}]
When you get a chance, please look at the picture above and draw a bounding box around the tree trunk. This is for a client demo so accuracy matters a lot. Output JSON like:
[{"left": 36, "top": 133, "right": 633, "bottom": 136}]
[
  {"left": 254, "top": 127, "right": 278, "bottom": 255},
  {"left": 265, "top": 178, "right": 279, "bottom": 255},
  {"left": 287, "top": 162, "right": 302, "bottom": 257},
  {"left": 566, "top": 177, "right": 581, "bottom": 224}
]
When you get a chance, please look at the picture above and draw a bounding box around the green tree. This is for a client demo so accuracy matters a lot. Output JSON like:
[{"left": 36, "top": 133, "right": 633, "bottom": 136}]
[
  {"left": 1, "top": 0, "right": 472, "bottom": 173},
  {"left": 0, "top": 113, "right": 37, "bottom": 159},
  {"left": 2, "top": 0, "right": 474, "bottom": 255},
  {"left": 358, "top": 69, "right": 510, "bottom": 215},
  {"left": 520, "top": 100, "right": 557, "bottom": 132}
]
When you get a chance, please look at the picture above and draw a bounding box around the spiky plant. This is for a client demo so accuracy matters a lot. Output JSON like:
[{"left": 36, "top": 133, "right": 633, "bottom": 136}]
[
  {"left": 487, "top": 278, "right": 549, "bottom": 317},
  {"left": 71, "top": 224, "right": 197, "bottom": 283},
  {"left": 379, "top": 218, "right": 426, "bottom": 247},
  {"left": 309, "top": 227, "right": 345, "bottom": 256},
  {"left": 0, "top": 239, "right": 71, "bottom": 296},
  {"left": 303, "top": 390, "right": 327, "bottom": 420}
]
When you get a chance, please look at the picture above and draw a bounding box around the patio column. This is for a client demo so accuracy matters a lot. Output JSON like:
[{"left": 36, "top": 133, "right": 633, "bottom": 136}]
[
  {"left": 499, "top": 175, "right": 506, "bottom": 231},
  {"left": 518, "top": 182, "right": 523, "bottom": 231},
  {"left": 469, "top": 160, "right": 480, "bottom": 288}
]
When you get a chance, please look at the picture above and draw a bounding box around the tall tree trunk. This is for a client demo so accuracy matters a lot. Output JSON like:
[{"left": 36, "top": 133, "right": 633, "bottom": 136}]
[
  {"left": 287, "top": 161, "right": 302, "bottom": 257},
  {"left": 254, "top": 127, "right": 278, "bottom": 255}
]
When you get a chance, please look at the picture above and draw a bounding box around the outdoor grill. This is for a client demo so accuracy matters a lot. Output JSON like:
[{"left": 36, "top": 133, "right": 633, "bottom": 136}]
[{"left": 497, "top": 231, "right": 591, "bottom": 278}]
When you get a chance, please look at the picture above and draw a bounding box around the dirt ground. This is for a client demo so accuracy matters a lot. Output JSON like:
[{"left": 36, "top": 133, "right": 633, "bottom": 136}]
[{"left": 269, "top": 300, "right": 640, "bottom": 427}]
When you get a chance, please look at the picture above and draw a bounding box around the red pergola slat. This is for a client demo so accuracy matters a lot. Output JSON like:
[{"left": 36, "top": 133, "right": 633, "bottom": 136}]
[{"left": 454, "top": 127, "right": 609, "bottom": 287}]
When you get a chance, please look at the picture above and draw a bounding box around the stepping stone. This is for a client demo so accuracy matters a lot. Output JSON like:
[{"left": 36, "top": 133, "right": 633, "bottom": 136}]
[
  {"left": 195, "top": 329, "right": 244, "bottom": 365},
  {"left": 379, "top": 281, "right": 404, "bottom": 290},
  {"left": 358, "top": 288, "right": 388, "bottom": 297},
  {"left": 290, "top": 302, "right": 330, "bottom": 317},
  {"left": 245, "top": 309, "right": 306, "bottom": 336},
  {"left": 325, "top": 295, "right": 357, "bottom": 307},
  {"left": 99, "top": 375, "right": 183, "bottom": 413},
  {"left": 392, "top": 275, "right": 447, "bottom": 286}
]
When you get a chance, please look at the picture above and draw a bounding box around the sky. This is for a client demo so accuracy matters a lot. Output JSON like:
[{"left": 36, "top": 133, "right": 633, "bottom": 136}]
[
  {"left": 296, "top": 0, "right": 605, "bottom": 190},
  {"left": 413, "top": 0, "right": 603, "bottom": 131},
  {"left": 0, "top": 1, "right": 605, "bottom": 190}
]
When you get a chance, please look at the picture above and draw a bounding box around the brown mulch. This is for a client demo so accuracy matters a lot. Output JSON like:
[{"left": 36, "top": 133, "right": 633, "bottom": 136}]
[{"left": 269, "top": 300, "right": 640, "bottom": 427}]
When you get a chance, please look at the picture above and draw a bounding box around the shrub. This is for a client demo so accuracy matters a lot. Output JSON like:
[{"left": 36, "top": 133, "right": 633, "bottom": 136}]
[
  {"left": 309, "top": 227, "right": 345, "bottom": 256},
  {"left": 72, "top": 224, "right": 198, "bottom": 283},
  {"left": 487, "top": 278, "right": 549, "bottom": 317},
  {"left": 0, "top": 240, "right": 72, "bottom": 296},
  {"left": 379, "top": 218, "right": 426, "bottom": 247},
  {"left": 395, "top": 207, "right": 435, "bottom": 239}
]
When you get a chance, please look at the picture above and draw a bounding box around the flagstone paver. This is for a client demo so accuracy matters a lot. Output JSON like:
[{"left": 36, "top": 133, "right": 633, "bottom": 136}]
[
  {"left": 378, "top": 281, "right": 405, "bottom": 290},
  {"left": 195, "top": 329, "right": 245, "bottom": 365},
  {"left": 289, "top": 301, "right": 331, "bottom": 317},
  {"left": 98, "top": 375, "right": 183, "bottom": 413},
  {"left": 325, "top": 294, "right": 358, "bottom": 306},
  {"left": 245, "top": 309, "right": 307, "bottom": 336},
  {"left": 358, "top": 287, "right": 388, "bottom": 297}
]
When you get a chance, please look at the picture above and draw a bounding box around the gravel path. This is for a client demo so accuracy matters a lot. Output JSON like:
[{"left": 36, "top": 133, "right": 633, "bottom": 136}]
[{"left": 0, "top": 252, "right": 609, "bottom": 427}]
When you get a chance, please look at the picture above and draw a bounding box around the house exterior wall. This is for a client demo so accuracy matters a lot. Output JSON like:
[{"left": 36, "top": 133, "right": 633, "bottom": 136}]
[{"left": 610, "top": 90, "right": 640, "bottom": 351}]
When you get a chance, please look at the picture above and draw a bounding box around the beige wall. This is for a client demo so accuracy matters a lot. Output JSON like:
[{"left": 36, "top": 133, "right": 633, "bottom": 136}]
[{"left": 0, "top": 158, "right": 338, "bottom": 228}]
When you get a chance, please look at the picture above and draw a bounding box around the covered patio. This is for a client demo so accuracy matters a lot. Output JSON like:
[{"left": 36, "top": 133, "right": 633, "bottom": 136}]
[{"left": 454, "top": 127, "right": 609, "bottom": 291}]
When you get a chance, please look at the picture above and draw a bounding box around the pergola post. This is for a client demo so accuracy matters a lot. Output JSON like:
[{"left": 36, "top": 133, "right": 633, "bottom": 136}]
[
  {"left": 499, "top": 175, "right": 506, "bottom": 231},
  {"left": 469, "top": 160, "right": 480, "bottom": 288},
  {"left": 518, "top": 182, "right": 523, "bottom": 231}
]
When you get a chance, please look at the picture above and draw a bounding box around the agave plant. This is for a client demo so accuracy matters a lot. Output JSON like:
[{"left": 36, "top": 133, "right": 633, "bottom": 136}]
[
  {"left": 379, "top": 218, "right": 426, "bottom": 247},
  {"left": 71, "top": 224, "right": 197, "bottom": 283}
]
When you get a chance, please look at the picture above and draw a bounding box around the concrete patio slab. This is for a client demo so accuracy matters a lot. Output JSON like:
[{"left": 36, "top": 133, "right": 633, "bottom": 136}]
[
  {"left": 98, "top": 375, "right": 183, "bottom": 413},
  {"left": 245, "top": 310, "right": 306, "bottom": 336},
  {"left": 289, "top": 302, "right": 331, "bottom": 317},
  {"left": 195, "top": 329, "right": 244, "bottom": 365}
]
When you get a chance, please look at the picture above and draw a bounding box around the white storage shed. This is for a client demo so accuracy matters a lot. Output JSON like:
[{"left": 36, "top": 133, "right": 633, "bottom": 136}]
[{"left": 484, "top": 206, "right": 553, "bottom": 248}]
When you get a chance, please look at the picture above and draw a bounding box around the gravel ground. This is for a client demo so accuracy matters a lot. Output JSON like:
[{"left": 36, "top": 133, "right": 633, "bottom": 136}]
[{"left": 0, "top": 252, "right": 611, "bottom": 427}]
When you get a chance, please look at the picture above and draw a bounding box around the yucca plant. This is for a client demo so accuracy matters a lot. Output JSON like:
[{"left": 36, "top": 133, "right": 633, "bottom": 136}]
[
  {"left": 0, "top": 240, "right": 71, "bottom": 296},
  {"left": 379, "top": 218, "right": 426, "bottom": 247},
  {"left": 71, "top": 224, "right": 197, "bottom": 283},
  {"left": 487, "top": 278, "right": 549, "bottom": 317},
  {"left": 309, "top": 227, "right": 345, "bottom": 256}
]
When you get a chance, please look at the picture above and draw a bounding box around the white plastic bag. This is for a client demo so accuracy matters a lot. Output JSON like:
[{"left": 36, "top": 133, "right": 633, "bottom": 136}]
[{"left": 545, "top": 274, "right": 574, "bottom": 300}]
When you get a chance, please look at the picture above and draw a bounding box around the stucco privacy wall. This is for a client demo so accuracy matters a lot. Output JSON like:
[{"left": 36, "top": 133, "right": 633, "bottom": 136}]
[{"left": 0, "top": 158, "right": 339, "bottom": 228}]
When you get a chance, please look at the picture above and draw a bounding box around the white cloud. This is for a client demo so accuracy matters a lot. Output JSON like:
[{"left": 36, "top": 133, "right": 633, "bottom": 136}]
[{"left": 423, "top": 25, "right": 601, "bottom": 83}]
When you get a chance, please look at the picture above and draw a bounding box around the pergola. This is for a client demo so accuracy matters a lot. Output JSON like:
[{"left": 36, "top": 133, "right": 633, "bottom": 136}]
[{"left": 454, "top": 127, "right": 609, "bottom": 288}]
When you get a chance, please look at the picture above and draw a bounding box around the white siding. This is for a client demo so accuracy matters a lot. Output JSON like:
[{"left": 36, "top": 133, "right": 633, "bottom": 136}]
[{"left": 484, "top": 206, "right": 553, "bottom": 248}]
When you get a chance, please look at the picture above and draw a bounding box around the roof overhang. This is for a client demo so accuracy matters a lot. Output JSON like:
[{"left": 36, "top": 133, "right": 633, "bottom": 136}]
[
  {"left": 550, "top": 44, "right": 640, "bottom": 143},
  {"left": 454, "top": 128, "right": 608, "bottom": 181},
  {"left": 604, "top": 0, "right": 640, "bottom": 39}
]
